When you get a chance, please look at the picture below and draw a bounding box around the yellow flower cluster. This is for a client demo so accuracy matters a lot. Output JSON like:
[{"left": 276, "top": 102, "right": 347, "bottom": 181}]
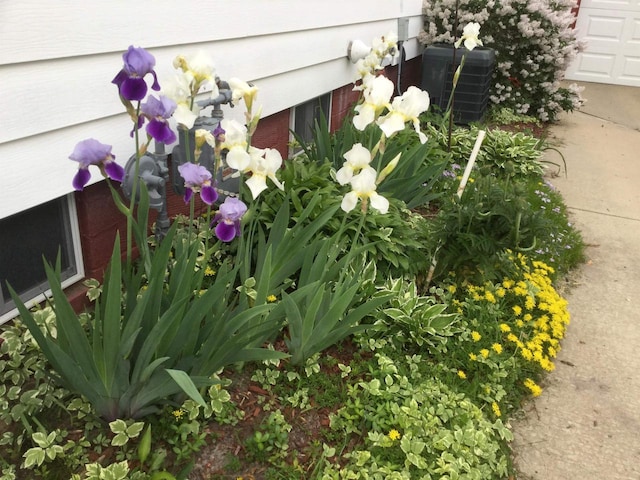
[
  {"left": 388, "top": 429, "right": 402, "bottom": 441},
  {"left": 463, "top": 253, "right": 570, "bottom": 388},
  {"left": 524, "top": 378, "right": 542, "bottom": 397},
  {"left": 508, "top": 256, "right": 568, "bottom": 373},
  {"left": 172, "top": 408, "right": 185, "bottom": 420},
  {"left": 484, "top": 291, "right": 497, "bottom": 304}
]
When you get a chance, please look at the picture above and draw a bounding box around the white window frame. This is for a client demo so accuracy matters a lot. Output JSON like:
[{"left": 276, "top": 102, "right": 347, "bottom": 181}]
[{"left": 0, "top": 194, "right": 85, "bottom": 325}]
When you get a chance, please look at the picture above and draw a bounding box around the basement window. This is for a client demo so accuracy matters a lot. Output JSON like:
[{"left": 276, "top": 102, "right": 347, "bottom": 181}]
[
  {"left": 0, "top": 195, "right": 84, "bottom": 324},
  {"left": 290, "top": 93, "right": 332, "bottom": 155}
]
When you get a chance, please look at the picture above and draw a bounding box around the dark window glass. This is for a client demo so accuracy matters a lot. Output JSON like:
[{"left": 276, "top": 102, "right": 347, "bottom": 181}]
[
  {"left": 293, "top": 93, "right": 331, "bottom": 148},
  {"left": 1, "top": 196, "right": 78, "bottom": 316}
]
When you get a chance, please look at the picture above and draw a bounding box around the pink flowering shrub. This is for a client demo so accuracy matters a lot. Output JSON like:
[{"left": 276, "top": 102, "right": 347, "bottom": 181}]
[{"left": 419, "top": 0, "right": 585, "bottom": 121}]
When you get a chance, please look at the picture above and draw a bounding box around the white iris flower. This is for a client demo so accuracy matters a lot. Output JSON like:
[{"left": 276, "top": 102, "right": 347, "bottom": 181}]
[
  {"left": 377, "top": 87, "right": 431, "bottom": 144},
  {"left": 220, "top": 119, "right": 250, "bottom": 171},
  {"left": 245, "top": 147, "right": 285, "bottom": 199},
  {"left": 455, "top": 22, "right": 483, "bottom": 51},
  {"left": 352, "top": 75, "right": 395, "bottom": 131},
  {"left": 341, "top": 166, "right": 389, "bottom": 214},
  {"left": 228, "top": 78, "right": 259, "bottom": 113},
  {"left": 335, "top": 143, "right": 373, "bottom": 185}
]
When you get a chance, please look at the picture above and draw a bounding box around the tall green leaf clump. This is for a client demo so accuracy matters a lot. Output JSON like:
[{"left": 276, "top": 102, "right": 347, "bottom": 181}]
[
  {"left": 10, "top": 189, "right": 284, "bottom": 421},
  {"left": 9, "top": 211, "right": 285, "bottom": 421}
]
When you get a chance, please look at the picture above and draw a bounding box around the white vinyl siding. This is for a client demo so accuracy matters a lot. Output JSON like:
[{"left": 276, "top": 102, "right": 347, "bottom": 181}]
[{"left": 0, "top": 0, "right": 423, "bottom": 219}]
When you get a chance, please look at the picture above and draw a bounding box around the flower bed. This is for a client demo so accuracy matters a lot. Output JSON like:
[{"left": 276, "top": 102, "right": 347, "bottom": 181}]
[{"left": 0, "top": 30, "right": 584, "bottom": 480}]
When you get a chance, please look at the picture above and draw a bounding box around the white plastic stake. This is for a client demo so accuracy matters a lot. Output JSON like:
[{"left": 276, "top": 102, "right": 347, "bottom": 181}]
[
  {"left": 456, "top": 129, "right": 486, "bottom": 199},
  {"left": 426, "top": 129, "right": 487, "bottom": 287}
]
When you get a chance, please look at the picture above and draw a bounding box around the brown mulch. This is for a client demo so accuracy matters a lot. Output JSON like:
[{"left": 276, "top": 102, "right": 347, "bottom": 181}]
[
  {"left": 189, "top": 339, "right": 369, "bottom": 480},
  {"left": 491, "top": 121, "right": 549, "bottom": 139}
]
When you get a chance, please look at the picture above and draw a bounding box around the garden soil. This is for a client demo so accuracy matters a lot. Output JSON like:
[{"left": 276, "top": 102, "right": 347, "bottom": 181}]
[{"left": 510, "top": 82, "right": 640, "bottom": 480}]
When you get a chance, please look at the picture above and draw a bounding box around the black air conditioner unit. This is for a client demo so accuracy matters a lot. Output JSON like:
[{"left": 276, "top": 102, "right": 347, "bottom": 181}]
[{"left": 421, "top": 44, "right": 495, "bottom": 124}]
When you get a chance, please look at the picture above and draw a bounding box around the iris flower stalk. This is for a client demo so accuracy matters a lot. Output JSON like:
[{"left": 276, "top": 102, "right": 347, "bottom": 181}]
[
  {"left": 113, "top": 46, "right": 164, "bottom": 272},
  {"left": 229, "top": 78, "right": 261, "bottom": 145},
  {"left": 127, "top": 100, "right": 144, "bottom": 268},
  {"left": 226, "top": 78, "right": 263, "bottom": 202},
  {"left": 112, "top": 47, "right": 163, "bottom": 267},
  {"left": 164, "top": 51, "right": 219, "bottom": 213},
  {"left": 445, "top": 17, "right": 483, "bottom": 150}
]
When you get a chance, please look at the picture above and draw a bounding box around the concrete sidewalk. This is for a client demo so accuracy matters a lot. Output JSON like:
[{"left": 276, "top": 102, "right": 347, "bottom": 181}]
[{"left": 510, "top": 82, "right": 640, "bottom": 479}]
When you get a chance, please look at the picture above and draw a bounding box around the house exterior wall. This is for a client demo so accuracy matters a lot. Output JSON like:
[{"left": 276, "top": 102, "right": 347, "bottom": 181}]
[
  {"left": 1, "top": 1, "right": 424, "bottom": 307},
  {"left": 71, "top": 57, "right": 422, "bottom": 289},
  {"left": 1, "top": 0, "right": 424, "bottom": 219}
]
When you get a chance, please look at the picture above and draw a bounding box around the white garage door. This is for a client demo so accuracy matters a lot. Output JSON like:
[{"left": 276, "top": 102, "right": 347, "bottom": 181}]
[{"left": 565, "top": 0, "right": 640, "bottom": 86}]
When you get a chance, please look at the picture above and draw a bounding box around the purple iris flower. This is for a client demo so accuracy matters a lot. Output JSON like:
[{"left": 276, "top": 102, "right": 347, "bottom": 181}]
[
  {"left": 69, "top": 139, "right": 124, "bottom": 191},
  {"left": 112, "top": 46, "right": 160, "bottom": 101},
  {"left": 177, "top": 162, "right": 218, "bottom": 205},
  {"left": 141, "top": 95, "right": 177, "bottom": 144},
  {"left": 211, "top": 196, "right": 247, "bottom": 242},
  {"left": 213, "top": 123, "right": 225, "bottom": 142}
]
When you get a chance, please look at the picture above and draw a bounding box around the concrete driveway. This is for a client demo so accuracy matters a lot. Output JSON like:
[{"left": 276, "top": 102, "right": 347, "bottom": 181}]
[{"left": 510, "top": 82, "right": 640, "bottom": 479}]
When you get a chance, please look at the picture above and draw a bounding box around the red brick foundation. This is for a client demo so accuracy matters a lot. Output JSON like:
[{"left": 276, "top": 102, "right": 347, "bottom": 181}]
[
  {"left": 330, "top": 84, "right": 361, "bottom": 131},
  {"left": 251, "top": 109, "right": 291, "bottom": 158}
]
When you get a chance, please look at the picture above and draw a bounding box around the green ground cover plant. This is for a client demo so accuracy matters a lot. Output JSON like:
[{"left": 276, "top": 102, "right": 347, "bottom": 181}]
[
  {"left": 0, "top": 127, "right": 585, "bottom": 480},
  {"left": 1, "top": 30, "right": 585, "bottom": 479}
]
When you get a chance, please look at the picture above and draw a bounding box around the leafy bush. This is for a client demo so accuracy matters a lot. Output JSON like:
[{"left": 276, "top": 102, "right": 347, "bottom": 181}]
[
  {"left": 279, "top": 261, "right": 391, "bottom": 366},
  {"left": 526, "top": 179, "right": 585, "bottom": 276},
  {"left": 429, "top": 174, "right": 548, "bottom": 281},
  {"left": 487, "top": 106, "right": 542, "bottom": 128},
  {"left": 427, "top": 123, "right": 548, "bottom": 179},
  {"left": 430, "top": 173, "right": 584, "bottom": 283},
  {"left": 0, "top": 309, "right": 70, "bottom": 450},
  {"left": 251, "top": 157, "right": 435, "bottom": 278},
  {"left": 326, "top": 353, "right": 513, "bottom": 479},
  {"left": 425, "top": 124, "right": 584, "bottom": 283},
  {"left": 433, "top": 252, "right": 572, "bottom": 414},
  {"left": 419, "top": 0, "right": 585, "bottom": 121},
  {"left": 369, "top": 278, "right": 461, "bottom": 353},
  {"left": 0, "top": 315, "right": 235, "bottom": 478}
]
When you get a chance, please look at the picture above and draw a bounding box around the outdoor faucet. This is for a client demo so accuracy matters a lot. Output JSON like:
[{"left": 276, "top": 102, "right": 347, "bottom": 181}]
[
  {"left": 170, "top": 77, "right": 239, "bottom": 199},
  {"left": 121, "top": 77, "right": 238, "bottom": 243},
  {"left": 197, "top": 79, "right": 234, "bottom": 112},
  {"left": 121, "top": 141, "right": 171, "bottom": 242}
]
